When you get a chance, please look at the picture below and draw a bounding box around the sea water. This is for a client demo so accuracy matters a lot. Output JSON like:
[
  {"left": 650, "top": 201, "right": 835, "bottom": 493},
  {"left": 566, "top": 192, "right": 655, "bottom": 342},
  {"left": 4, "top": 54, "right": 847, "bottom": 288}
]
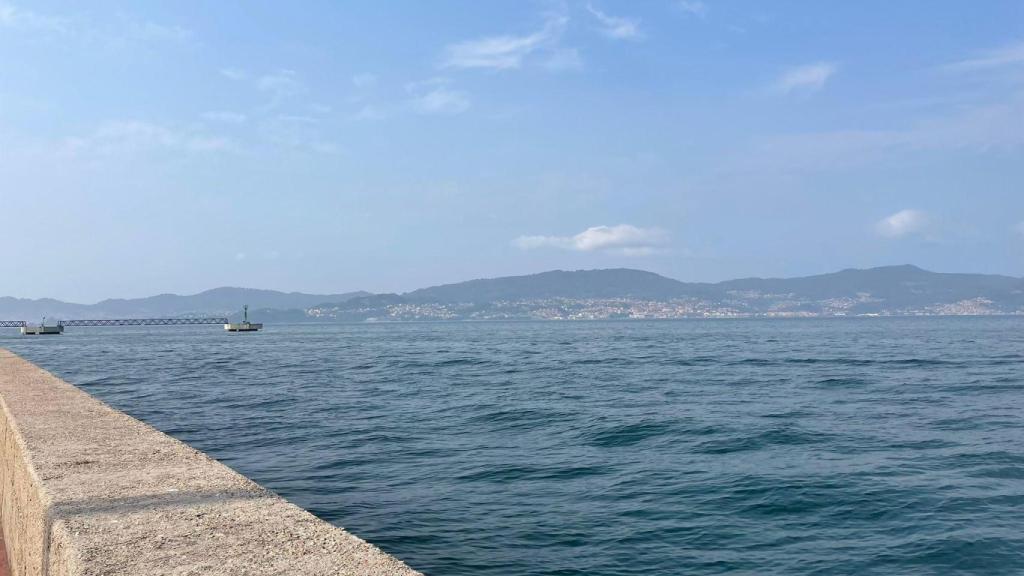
[{"left": 4, "top": 318, "right": 1023, "bottom": 575}]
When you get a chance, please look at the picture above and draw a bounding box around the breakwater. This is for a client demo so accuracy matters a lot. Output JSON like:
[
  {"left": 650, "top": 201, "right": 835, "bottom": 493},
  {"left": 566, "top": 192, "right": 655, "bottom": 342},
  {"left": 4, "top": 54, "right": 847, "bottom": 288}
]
[{"left": 0, "top": 348, "right": 420, "bottom": 575}]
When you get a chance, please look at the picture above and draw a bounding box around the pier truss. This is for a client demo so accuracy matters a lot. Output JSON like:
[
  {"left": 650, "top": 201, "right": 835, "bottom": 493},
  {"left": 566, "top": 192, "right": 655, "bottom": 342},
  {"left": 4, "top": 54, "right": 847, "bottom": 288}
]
[
  {"left": 0, "top": 321, "right": 27, "bottom": 328},
  {"left": 58, "top": 318, "right": 228, "bottom": 327}
]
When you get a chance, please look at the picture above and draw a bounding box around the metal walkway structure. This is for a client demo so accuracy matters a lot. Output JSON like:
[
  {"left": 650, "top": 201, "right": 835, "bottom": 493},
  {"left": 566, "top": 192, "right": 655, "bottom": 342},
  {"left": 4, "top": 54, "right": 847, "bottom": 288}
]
[
  {"left": 1, "top": 318, "right": 235, "bottom": 335},
  {"left": 58, "top": 318, "right": 228, "bottom": 327},
  {"left": 2, "top": 308, "right": 261, "bottom": 334}
]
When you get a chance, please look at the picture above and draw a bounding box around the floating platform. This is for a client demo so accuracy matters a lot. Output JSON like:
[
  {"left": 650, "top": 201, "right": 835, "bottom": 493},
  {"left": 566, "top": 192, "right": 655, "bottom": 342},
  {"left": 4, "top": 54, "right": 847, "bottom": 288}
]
[
  {"left": 225, "top": 304, "right": 262, "bottom": 332},
  {"left": 224, "top": 322, "right": 263, "bottom": 332},
  {"left": 20, "top": 325, "right": 63, "bottom": 335}
]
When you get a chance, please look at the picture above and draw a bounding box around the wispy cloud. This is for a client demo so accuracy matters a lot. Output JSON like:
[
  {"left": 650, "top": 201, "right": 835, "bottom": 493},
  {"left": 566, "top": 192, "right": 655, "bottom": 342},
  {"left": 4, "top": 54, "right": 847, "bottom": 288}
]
[
  {"left": 120, "top": 15, "right": 192, "bottom": 45},
  {"left": 2, "top": 3, "right": 192, "bottom": 48},
  {"left": 586, "top": 4, "right": 643, "bottom": 41},
  {"left": 220, "top": 67, "right": 249, "bottom": 81},
  {"left": 351, "top": 73, "right": 378, "bottom": 89},
  {"left": 543, "top": 48, "right": 584, "bottom": 72},
  {"left": 441, "top": 14, "right": 567, "bottom": 70},
  {"left": 0, "top": 2, "right": 67, "bottom": 33},
  {"left": 732, "top": 93, "right": 1024, "bottom": 173},
  {"left": 252, "top": 69, "right": 307, "bottom": 112},
  {"left": 352, "top": 104, "right": 388, "bottom": 121},
  {"left": 258, "top": 70, "right": 305, "bottom": 98},
  {"left": 773, "top": 62, "right": 837, "bottom": 95},
  {"left": 258, "top": 115, "right": 340, "bottom": 154},
  {"left": 407, "top": 79, "right": 470, "bottom": 115},
  {"left": 63, "top": 120, "right": 233, "bottom": 157},
  {"left": 944, "top": 41, "right": 1024, "bottom": 72},
  {"left": 514, "top": 224, "right": 668, "bottom": 255},
  {"left": 211, "top": 68, "right": 340, "bottom": 148},
  {"left": 675, "top": 1, "right": 708, "bottom": 18},
  {"left": 202, "top": 111, "right": 247, "bottom": 124},
  {"left": 1015, "top": 221, "right": 1024, "bottom": 237},
  {"left": 876, "top": 209, "right": 928, "bottom": 239}
]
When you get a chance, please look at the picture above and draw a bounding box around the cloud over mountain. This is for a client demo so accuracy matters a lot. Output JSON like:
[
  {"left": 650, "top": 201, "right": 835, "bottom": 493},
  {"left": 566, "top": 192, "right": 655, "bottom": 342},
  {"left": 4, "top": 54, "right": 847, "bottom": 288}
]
[
  {"left": 876, "top": 209, "right": 928, "bottom": 238},
  {"left": 514, "top": 224, "right": 668, "bottom": 255}
]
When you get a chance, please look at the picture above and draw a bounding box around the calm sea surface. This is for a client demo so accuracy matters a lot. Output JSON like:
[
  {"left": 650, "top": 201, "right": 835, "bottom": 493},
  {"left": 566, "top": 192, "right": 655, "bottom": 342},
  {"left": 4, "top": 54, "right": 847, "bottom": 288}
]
[{"left": 4, "top": 318, "right": 1024, "bottom": 575}]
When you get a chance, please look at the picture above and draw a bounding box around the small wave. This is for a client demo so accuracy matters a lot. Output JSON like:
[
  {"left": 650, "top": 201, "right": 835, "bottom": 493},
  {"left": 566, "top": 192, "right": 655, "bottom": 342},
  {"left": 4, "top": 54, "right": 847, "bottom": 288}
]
[
  {"left": 814, "top": 377, "right": 871, "bottom": 388},
  {"left": 732, "top": 358, "right": 775, "bottom": 366},
  {"left": 970, "top": 466, "right": 1024, "bottom": 480},
  {"left": 434, "top": 357, "right": 493, "bottom": 367},
  {"left": 885, "top": 438, "right": 958, "bottom": 451},
  {"left": 932, "top": 417, "right": 981, "bottom": 431},
  {"left": 457, "top": 464, "right": 607, "bottom": 483},
  {"left": 941, "top": 450, "right": 1024, "bottom": 470},
  {"left": 466, "top": 408, "right": 573, "bottom": 431},
  {"left": 695, "top": 426, "right": 830, "bottom": 454},
  {"left": 570, "top": 357, "right": 643, "bottom": 366},
  {"left": 584, "top": 420, "right": 678, "bottom": 447},
  {"left": 872, "top": 535, "right": 1024, "bottom": 573},
  {"left": 783, "top": 357, "right": 966, "bottom": 367}
]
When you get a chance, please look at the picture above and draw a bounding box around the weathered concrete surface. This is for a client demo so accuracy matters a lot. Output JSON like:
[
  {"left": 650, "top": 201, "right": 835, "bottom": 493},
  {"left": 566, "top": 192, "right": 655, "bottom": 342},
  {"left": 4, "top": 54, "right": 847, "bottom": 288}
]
[
  {"left": 0, "top": 510, "right": 11, "bottom": 576},
  {"left": 0, "top": 349, "right": 423, "bottom": 576}
]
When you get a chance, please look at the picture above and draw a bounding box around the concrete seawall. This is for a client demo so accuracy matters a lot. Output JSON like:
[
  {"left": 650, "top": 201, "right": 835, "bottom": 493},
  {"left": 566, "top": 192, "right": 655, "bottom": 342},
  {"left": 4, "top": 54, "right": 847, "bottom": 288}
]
[{"left": 0, "top": 349, "right": 423, "bottom": 576}]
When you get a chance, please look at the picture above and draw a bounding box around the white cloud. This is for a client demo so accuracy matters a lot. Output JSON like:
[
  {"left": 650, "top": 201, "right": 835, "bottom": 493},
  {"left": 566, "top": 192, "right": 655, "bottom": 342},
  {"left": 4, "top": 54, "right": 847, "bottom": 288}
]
[
  {"left": 773, "top": 62, "right": 837, "bottom": 95},
  {"left": 202, "top": 111, "right": 247, "bottom": 124},
  {"left": 587, "top": 4, "right": 643, "bottom": 41},
  {"left": 514, "top": 224, "right": 668, "bottom": 255},
  {"left": 876, "top": 209, "right": 928, "bottom": 239},
  {"left": 675, "top": 1, "right": 708, "bottom": 18},
  {"left": 220, "top": 67, "right": 249, "bottom": 81},
  {"left": 441, "top": 14, "right": 566, "bottom": 70},
  {"left": 944, "top": 41, "right": 1024, "bottom": 72},
  {"left": 407, "top": 79, "right": 470, "bottom": 115}
]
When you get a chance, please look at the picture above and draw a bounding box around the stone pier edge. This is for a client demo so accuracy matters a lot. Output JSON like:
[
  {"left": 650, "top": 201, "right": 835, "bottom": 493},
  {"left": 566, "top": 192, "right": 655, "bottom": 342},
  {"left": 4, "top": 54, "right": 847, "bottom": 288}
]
[{"left": 0, "top": 348, "right": 422, "bottom": 576}]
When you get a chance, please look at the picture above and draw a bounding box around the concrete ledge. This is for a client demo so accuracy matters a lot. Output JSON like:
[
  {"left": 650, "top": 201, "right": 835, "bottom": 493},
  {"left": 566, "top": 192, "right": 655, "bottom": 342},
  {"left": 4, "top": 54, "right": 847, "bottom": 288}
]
[{"left": 0, "top": 349, "right": 422, "bottom": 576}]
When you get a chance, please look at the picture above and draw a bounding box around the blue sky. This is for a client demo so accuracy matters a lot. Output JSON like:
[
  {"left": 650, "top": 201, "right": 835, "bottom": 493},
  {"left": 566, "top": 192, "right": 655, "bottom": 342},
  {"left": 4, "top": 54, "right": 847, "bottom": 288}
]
[{"left": 1, "top": 1, "right": 1023, "bottom": 301}]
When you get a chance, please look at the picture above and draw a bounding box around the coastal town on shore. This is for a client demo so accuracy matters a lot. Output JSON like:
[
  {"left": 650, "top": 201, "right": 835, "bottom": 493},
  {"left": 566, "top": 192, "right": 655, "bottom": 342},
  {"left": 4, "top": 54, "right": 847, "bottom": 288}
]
[{"left": 306, "top": 296, "right": 1017, "bottom": 322}]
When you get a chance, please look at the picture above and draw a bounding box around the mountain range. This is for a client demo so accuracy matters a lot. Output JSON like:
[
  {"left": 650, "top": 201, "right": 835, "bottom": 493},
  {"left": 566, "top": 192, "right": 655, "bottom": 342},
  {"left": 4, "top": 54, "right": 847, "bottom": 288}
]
[
  {"left": 0, "top": 288, "right": 369, "bottom": 320},
  {"left": 2, "top": 265, "right": 1022, "bottom": 321}
]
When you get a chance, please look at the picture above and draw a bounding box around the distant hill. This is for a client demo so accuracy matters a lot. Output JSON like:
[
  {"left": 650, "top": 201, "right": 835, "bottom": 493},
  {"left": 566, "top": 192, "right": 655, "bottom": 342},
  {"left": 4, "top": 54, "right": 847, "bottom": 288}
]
[
  {"left": 0, "top": 288, "right": 369, "bottom": 320},
  {"left": 400, "top": 265, "right": 1024, "bottom": 315},
  {"left": 3, "top": 266, "right": 1024, "bottom": 320},
  {"left": 717, "top": 265, "right": 1024, "bottom": 311},
  {"left": 405, "top": 268, "right": 707, "bottom": 303}
]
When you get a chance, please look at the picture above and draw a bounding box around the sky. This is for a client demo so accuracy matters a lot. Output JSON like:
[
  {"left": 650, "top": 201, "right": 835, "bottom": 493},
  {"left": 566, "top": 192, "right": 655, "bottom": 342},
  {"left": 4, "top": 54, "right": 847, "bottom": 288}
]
[{"left": 1, "top": 1, "right": 1023, "bottom": 302}]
